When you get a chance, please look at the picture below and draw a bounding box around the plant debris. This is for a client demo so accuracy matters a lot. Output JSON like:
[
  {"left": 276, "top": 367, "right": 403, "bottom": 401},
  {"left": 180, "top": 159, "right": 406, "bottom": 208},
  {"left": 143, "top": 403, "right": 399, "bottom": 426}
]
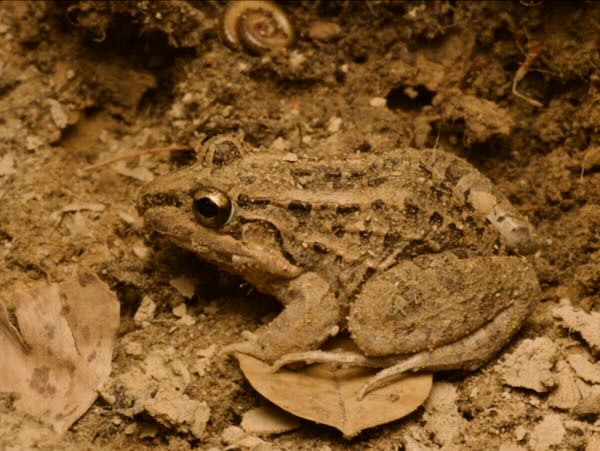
[{"left": 0, "top": 272, "right": 119, "bottom": 434}]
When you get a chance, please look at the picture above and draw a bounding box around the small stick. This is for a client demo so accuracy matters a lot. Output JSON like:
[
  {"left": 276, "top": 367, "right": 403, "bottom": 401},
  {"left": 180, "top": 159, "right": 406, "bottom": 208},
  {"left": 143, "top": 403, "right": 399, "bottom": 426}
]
[
  {"left": 512, "top": 46, "right": 543, "bottom": 107},
  {"left": 83, "top": 145, "right": 193, "bottom": 171}
]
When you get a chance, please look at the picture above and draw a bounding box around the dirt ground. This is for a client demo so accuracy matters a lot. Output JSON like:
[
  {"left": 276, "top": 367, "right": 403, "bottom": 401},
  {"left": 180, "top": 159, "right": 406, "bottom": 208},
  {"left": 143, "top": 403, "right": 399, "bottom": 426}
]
[{"left": 1, "top": 0, "right": 599, "bottom": 449}]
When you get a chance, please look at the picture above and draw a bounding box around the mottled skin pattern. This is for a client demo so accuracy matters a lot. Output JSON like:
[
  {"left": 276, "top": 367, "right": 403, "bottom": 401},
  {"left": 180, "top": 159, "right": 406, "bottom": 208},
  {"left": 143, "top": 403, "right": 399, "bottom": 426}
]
[{"left": 138, "top": 135, "right": 540, "bottom": 398}]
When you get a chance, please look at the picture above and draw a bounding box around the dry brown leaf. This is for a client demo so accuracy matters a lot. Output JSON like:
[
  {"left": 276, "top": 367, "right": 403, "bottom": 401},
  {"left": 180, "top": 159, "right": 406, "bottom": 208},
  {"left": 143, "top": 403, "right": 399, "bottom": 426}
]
[
  {"left": 0, "top": 272, "right": 119, "bottom": 434},
  {"left": 236, "top": 339, "right": 432, "bottom": 438}
]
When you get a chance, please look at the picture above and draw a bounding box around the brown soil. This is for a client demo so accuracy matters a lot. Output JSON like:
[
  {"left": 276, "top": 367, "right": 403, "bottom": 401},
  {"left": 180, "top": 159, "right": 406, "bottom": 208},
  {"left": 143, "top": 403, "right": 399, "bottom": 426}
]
[{"left": 1, "top": 1, "right": 599, "bottom": 449}]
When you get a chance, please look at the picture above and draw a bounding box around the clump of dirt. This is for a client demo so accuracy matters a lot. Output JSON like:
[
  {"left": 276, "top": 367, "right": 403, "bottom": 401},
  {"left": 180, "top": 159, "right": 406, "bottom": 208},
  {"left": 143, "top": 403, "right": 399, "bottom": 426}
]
[{"left": 0, "top": 1, "right": 599, "bottom": 449}]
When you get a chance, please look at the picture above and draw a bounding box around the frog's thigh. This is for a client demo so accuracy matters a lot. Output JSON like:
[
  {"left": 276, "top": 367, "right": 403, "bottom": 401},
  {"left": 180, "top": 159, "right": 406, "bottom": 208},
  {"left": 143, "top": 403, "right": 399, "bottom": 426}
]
[
  {"left": 349, "top": 254, "right": 539, "bottom": 357},
  {"left": 357, "top": 302, "right": 532, "bottom": 400},
  {"left": 254, "top": 272, "right": 341, "bottom": 362}
]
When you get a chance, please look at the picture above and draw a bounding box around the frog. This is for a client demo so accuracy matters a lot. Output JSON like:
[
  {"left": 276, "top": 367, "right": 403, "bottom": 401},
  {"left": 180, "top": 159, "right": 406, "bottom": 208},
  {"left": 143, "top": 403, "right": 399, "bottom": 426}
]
[{"left": 137, "top": 134, "right": 540, "bottom": 399}]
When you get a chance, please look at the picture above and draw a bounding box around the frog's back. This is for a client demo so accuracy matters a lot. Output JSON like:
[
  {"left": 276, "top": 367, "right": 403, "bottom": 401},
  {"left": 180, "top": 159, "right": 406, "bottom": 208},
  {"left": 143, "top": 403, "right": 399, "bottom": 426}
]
[{"left": 227, "top": 148, "right": 503, "bottom": 273}]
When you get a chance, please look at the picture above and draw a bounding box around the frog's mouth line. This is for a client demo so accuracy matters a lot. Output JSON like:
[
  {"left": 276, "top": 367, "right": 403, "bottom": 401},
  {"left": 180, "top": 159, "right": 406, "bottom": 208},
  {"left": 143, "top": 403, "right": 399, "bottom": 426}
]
[{"left": 142, "top": 206, "right": 302, "bottom": 279}]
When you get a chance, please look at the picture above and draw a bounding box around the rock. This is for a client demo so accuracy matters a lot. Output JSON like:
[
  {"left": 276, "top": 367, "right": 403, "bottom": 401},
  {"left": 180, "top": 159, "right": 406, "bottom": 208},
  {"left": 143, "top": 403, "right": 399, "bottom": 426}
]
[
  {"left": 241, "top": 405, "right": 301, "bottom": 436},
  {"left": 308, "top": 21, "right": 342, "bottom": 42},
  {"left": 548, "top": 360, "right": 581, "bottom": 410},
  {"left": 172, "top": 303, "right": 187, "bottom": 318},
  {"left": 553, "top": 302, "right": 600, "bottom": 352},
  {"left": 327, "top": 116, "right": 343, "bottom": 133},
  {"left": 169, "top": 276, "right": 196, "bottom": 298},
  {"left": 0, "top": 153, "right": 16, "bottom": 176},
  {"left": 529, "top": 414, "right": 565, "bottom": 451},
  {"left": 496, "top": 337, "right": 558, "bottom": 392},
  {"left": 369, "top": 97, "right": 387, "bottom": 107},
  {"left": 134, "top": 296, "right": 156, "bottom": 324},
  {"left": 422, "top": 382, "right": 466, "bottom": 447},
  {"left": 46, "top": 99, "right": 68, "bottom": 129},
  {"left": 124, "top": 341, "right": 143, "bottom": 356},
  {"left": 567, "top": 353, "right": 600, "bottom": 384},
  {"left": 573, "top": 380, "right": 600, "bottom": 415},
  {"left": 144, "top": 387, "right": 210, "bottom": 439}
]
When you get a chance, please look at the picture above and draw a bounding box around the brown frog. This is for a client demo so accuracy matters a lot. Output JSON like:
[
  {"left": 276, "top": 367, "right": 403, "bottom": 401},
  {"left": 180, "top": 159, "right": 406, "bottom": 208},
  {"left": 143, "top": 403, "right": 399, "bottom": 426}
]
[{"left": 138, "top": 135, "right": 540, "bottom": 399}]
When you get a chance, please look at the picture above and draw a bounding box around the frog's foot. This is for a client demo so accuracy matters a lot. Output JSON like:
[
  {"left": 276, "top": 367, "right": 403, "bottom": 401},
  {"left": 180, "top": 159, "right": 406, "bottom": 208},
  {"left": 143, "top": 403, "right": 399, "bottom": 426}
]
[{"left": 272, "top": 350, "right": 390, "bottom": 372}]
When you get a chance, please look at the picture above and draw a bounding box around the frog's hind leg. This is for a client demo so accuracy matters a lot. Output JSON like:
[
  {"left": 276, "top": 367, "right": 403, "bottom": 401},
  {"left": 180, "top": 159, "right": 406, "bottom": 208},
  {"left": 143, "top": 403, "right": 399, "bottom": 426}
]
[
  {"left": 272, "top": 302, "right": 530, "bottom": 401},
  {"left": 356, "top": 304, "right": 523, "bottom": 400}
]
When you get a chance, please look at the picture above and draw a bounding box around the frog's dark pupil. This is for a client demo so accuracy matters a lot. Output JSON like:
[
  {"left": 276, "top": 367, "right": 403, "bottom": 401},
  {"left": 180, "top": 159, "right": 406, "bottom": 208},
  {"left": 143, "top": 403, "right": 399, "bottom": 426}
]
[{"left": 195, "top": 198, "right": 219, "bottom": 218}]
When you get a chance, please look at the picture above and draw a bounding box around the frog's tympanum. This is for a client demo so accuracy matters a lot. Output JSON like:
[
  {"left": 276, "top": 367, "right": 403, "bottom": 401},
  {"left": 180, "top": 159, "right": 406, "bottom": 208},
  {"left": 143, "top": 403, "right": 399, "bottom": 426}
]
[{"left": 138, "top": 135, "right": 540, "bottom": 399}]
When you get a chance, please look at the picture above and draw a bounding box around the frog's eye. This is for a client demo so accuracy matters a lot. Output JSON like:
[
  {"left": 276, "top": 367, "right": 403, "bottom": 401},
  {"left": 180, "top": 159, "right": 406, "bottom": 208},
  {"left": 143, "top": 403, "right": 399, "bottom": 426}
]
[{"left": 192, "top": 191, "right": 234, "bottom": 228}]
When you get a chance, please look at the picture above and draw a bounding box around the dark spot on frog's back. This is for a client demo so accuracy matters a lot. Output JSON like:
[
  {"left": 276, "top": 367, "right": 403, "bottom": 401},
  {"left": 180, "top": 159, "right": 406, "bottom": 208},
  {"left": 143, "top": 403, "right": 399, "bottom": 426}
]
[
  {"left": 429, "top": 211, "right": 444, "bottom": 226},
  {"left": 371, "top": 199, "right": 386, "bottom": 211},
  {"left": 384, "top": 231, "right": 401, "bottom": 248},
  {"left": 291, "top": 168, "right": 312, "bottom": 179},
  {"left": 332, "top": 223, "right": 344, "bottom": 238},
  {"left": 336, "top": 204, "right": 360, "bottom": 215},
  {"left": 324, "top": 169, "right": 341, "bottom": 183},
  {"left": 404, "top": 201, "right": 419, "bottom": 216},
  {"left": 237, "top": 194, "right": 270, "bottom": 209},
  {"left": 212, "top": 140, "right": 241, "bottom": 167},
  {"left": 287, "top": 201, "right": 312, "bottom": 216},
  {"left": 367, "top": 177, "right": 388, "bottom": 188},
  {"left": 313, "top": 242, "right": 328, "bottom": 253}
]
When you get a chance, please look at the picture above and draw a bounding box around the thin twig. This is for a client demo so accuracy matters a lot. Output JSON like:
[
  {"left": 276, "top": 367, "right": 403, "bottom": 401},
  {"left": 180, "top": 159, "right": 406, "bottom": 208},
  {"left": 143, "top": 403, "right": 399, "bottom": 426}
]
[
  {"left": 512, "top": 45, "right": 543, "bottom": 107},
  {"left": 83, "top": 145, "right": 193, "bottom": 171}
]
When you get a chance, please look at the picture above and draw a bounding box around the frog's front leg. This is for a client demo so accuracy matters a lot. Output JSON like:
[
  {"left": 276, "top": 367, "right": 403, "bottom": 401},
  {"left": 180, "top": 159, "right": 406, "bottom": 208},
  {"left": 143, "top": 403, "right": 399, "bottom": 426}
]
[{"left": 222, "top": 272, "right": 341, "bottom": 362}]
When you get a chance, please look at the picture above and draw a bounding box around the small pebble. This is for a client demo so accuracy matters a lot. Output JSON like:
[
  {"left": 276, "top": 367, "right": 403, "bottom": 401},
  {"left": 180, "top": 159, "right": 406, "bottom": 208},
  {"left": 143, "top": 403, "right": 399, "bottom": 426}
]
[
  {"left": 133, "top": 244, "right": 149, "bottom": 260},
  {"left": 0, "top": 153, "right": 16, "bottom": 176},
  {"left": 134, "top": 296, "right": 156, "bottom": 324},
  {"left": 124, "top": 424, "right": 137, "bottom": 435},
  {"left": 308, "top": 21, "right": 342, "bottom": 42},
  {"left": 197, "top": 344, "right": 217, "bottom": 358},
  {"left": 172, "top": 303, "right": 187, "bottom": 318},
  {"left": 169, "top": 276, "right": 196, "bottom": 298},
  {"left": 47, "top": 99, "right": 68, "bottom": 129},
  {"left": 241, "top": 405, "right": 301, "bottom": 436},
  {"left": 369, "top": 97, "right": 387, "bottom": 107},
  {"left": 327, "top": 116, "right": 343, "bottom": 133},
  {"left": 177, "top": 314, "right": 197, "bottom": 327},
  {"left": 289, "top": 50, "right": 306, "bottom": 69},
  {"left": 271, "top": 137, "right": 289, "bottom": 151},
  {"left": 124, "top": 341, "right": 143, "bottom": 356}
]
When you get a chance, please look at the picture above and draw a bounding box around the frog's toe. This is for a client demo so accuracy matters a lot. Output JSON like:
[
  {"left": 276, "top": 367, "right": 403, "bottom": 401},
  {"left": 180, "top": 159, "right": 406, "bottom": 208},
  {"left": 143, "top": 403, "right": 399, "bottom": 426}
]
[
  {"left": 220, "top": 331, "right": 266, "bottom": 359},
  {"left": 357, "top": 355, "right": 426, "bottom": 400},
  {"left": 272, "top": 350, "right": 379, "bottom": 372}
]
